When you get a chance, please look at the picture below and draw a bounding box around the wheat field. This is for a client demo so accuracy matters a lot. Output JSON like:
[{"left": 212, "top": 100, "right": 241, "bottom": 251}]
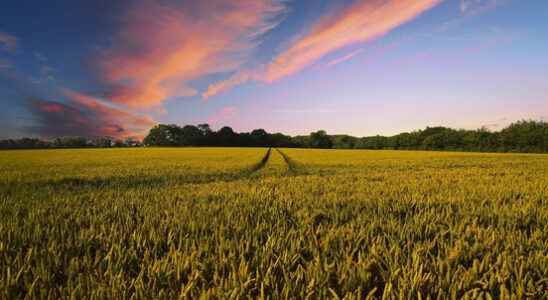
[{"left": 1, "top": 148, "right": 547, "bottom": 299}]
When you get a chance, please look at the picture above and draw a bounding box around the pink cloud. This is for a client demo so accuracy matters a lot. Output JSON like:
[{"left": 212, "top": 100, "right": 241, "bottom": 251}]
[
  {"left": 263, "top": 0, "right": 442, "bottom": 82},
  {"left": 29, "top": 90, "right": 156, "bottom": 139},
  {"left": 0, "top": 32, "right": 17, "bottom": 52},
  {"left": 98, "top": 0, "right": 285, "bottom": 108},
  {"left": 204, "top": 0, "right": 442, "bottom": 98},
  {"left": 203, "top": 70, "right": 260, "bottom": 100},
  {"left": 325, "top": 48, "right": 365, "bottom": 67}
]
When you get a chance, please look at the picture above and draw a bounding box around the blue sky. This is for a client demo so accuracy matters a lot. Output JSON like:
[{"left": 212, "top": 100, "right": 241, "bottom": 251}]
[{"left": 0, "top": 0, "right": 547, "bottom": 139}]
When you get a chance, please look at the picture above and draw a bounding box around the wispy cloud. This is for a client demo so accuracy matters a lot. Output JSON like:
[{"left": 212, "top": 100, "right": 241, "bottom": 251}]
[
  {"left": 437, "top": 0, "right": 508, "bottom": 32},
  {"left": 325, "top": 48, "right": 365, "bottom": 68},
  {"left": 0, "top": 32, "right": 17, "bottom": 52},
  {"left": 97, "top": 0, "right": 285, "bottom": 108},
  {"left": 204, "top": 0, "right": 442, "bottom": 98},
  {"left": 263, "top": 0, "right": 442, "bottom": 82},
  {"left": 203, "top": 69, "right": 261, "bottom": 100},
  {"left": 28, "top": 89, "right": 155, "bottom": 139},
  {"left": 460, "top": 0, "right": 505, "bottom": 16}
]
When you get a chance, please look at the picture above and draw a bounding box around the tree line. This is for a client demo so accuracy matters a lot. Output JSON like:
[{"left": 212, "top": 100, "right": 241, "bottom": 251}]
[
  {"left": 143, "top": 120, "right": 548, "bottom": 153},
  {"left": 143, "top": 124, "right": 298, "bottom": 148},
  {"left": 1, "top": 120, "right": 547, "bottom": 153},
  {"left": 0, "top": 136, "right": 142, "bottom": 149},
  {"left": 331, "top": 120, "right": 548, "bottom": 153}
]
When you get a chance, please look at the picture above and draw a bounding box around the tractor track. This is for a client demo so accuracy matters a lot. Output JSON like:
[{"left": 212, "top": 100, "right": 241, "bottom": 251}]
[
  {"left": 9, "top": 148, "right": 302, "bottom": 192},
  {"left": 246, "top": 147, "right": 272, "bottom": 174},
  {"left": 274, "top": 148, "right": 302, "bottom": 174},
  {"left": 20, "top": 148, "right": 275, "bottom": 191}
]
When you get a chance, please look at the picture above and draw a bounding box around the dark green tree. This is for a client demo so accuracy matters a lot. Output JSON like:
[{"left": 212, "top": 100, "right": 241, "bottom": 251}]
[
  {"left": 143, "top": 124, "right": 181, "bottom": 146},
  {"left": 251, "top": 129, "right": 269, "bottom": 147},
  {"left": 309, "top": 130, "right": 333, "bottom": 149},
  {"left": 216, "top": 126, "right": 237, "bottom": 146}
]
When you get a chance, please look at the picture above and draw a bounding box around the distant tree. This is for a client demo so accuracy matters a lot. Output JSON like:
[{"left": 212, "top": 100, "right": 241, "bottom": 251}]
[
  {"left": 543, "top": 123, "right": 548, "bottom": 152},
  {"left": 309, "top": 130, "right": 333, "bottom": 149},
  {"left": 197, "top": 123, "right": 212, "bottom": 135},
  {"left": 422, "top": 133, "right": 445, "bottom": 150},
  {"left": 216, "top": 126, "right": 237, "bottom": 146},
  {"left": 237, "top": 132, "right": 253, "bottom": 147},
  {"left": 332, "top": 135, "right": 357, "bottom": 149},
  {"left": 385, "top": 135, "right": 399, "bottom": 149},
  {"left": 394, "top": 132, "right": 419, "bottom": 149},
  {"left": 500, "top": 120, "right": 546, "bottom": 152},
  {"left": 251, "top": 129, "right": 269, "bottom": 147},
  {"left": 143, "top": 124, "right": 181, "bottom": 146},
  {"left": 357, "top": 135, "right": 388, "bottom": 149},
  {"left": 197, "top": 124, "right": 213, "bottom": 145},
  {"left": 92, "top": 136, "right": 114, "bottom": 148},
  {"left": 180, "top": 125, "right": 203, "bottom": 146},
  {"left": 54, "top": 137, "right": 88, "bottom": 148},
  {"left": 270, "top": 133, "right": 295, "bottom": 148},
  {"left": 0, "top": 138, "right": 51, "bottom": 149},
  {"left": 291, "top": 136, "right": 309, "bottom": 148}
]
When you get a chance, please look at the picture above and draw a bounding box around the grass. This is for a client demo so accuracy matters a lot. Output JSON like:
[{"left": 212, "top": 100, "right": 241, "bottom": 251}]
[{"left": 1, "top": 148, "right": 547, "bottom": 299}]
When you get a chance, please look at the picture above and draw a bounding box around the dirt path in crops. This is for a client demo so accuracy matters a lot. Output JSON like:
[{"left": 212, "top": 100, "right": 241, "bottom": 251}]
[
  {"left": 21, "top": 148, "right": 275, "bottom": 191},
  {"left": 247, "top": 148, "right": 272, "bottom": 173},
  {"left": 274, "top": 148, "right": 299, "bottom": 173}
]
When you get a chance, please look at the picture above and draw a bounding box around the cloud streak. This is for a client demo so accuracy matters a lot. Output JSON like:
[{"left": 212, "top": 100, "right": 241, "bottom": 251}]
[
  {"left": 28, "top": 90, "right": 155, "bottom": 139},
  {"left": 460, "top": 0, "right": 505, "bottom": 16},
  {"left": 204, "top": 0, "right": 442, "bottom": 98},
  {"left": 203, "top": 70, "right": 261, "bottom": 100},
  {"left": 98, "top": 0, "right": 285, "bottom": 108},
  {"left": 325, "top": 48, "right": 365, "bottom": 67},
  {"left": 263, "top": 0, "right": 442, "bottom": 82}
]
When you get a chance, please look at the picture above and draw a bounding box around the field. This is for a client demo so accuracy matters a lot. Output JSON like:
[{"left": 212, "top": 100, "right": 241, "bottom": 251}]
[{"left": 1, "top": 148, "right": 547, "bottom": 299}]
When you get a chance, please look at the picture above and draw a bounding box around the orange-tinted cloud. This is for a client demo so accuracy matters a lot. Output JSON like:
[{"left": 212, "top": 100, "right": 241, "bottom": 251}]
[
  {"left": 29, "top": 90, "right": 155, "bottom": 139},
  {"left": 263, "top": 0, "right": 442, "bottom": 82},
  {"left": 0, "top": 32, "right": 17, "bottom": 52},
  {"left": 203, "top": 70, "right": 260, "bottom": 100},
  {"left": 99, "top": 0, "right": 285, "bottom": 108},
  {"left": 204, "top": 0, "right": 441, "bottom": 98}
]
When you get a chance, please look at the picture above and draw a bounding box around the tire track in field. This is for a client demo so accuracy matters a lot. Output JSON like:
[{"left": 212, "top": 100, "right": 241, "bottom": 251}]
[
  {"left": 274, "top": 148, "right": 302, "bottom": 174},
  {"left": 13, "top": 148, "right": 275, "bottom": 192},
  {"left": 245, "top": 147, "right": 272, "bottom": 174}
]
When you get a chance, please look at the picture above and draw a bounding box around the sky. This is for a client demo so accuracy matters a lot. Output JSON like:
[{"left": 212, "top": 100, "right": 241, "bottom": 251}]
[{"left": 0, "top": 0, "right": 547, "bottom": 139}]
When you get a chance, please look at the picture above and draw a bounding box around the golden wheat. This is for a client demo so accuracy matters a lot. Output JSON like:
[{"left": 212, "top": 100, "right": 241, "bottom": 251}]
[{"left": 1, "top": 148, "right": 546, "bottom": 299}]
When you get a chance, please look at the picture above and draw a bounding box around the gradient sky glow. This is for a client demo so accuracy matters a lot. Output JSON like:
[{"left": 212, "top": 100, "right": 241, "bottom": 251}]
[{"left": 0, "top": 0, "right": 547, "bottom": 139}]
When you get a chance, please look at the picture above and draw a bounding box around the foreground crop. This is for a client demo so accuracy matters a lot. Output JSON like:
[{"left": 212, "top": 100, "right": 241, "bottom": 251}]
[{"left": 1, "top": 148, "right": 547, "bottom": 299}]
